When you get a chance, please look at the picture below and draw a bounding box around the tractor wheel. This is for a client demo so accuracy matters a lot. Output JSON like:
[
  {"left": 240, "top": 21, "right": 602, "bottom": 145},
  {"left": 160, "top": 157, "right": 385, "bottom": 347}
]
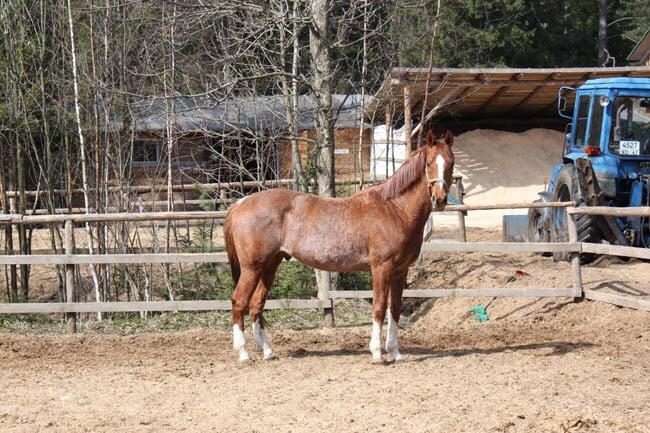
[
  {"left": 550, "top": 165, "right": 601, "bottom": 262},
  {"left": 527, "top": 203, "right": 551, "bottom": 256}
]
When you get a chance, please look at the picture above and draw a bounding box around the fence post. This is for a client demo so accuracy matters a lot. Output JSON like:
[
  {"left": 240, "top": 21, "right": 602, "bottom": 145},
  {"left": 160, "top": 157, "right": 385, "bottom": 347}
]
[
  {"left": 9, "top": 197, "right": 17, "bottom": 232},
  {"left": 566, "top": 208, "right": 583, "bottom": 301},
  {"left": 64, "top": 220, "right": 77, "bottom": 333},
  {"left": 316, "top": 270, "right": 335, "bottom": 328},
  {"left": 455, "top": 177, "right": 467, "bottom": 242}
]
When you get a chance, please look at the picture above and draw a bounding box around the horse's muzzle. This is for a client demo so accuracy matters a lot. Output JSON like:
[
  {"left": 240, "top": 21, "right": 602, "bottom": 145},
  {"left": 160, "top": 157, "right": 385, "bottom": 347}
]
[{"left": 431, "top": 196, "right": 447, "bottom": 211}]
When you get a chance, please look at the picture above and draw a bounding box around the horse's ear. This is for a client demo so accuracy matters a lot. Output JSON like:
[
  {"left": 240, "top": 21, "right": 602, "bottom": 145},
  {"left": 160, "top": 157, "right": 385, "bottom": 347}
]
[
  {"left": 443, "top": 129, "right": 454, "bottom": 147},
  {"left": 425, "top": 130, "right": 436, "bottom": 147}
]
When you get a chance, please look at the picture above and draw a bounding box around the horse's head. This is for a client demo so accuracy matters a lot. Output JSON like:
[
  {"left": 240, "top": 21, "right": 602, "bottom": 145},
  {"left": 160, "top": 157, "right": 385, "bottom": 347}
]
[{"left": 424, "top": 126, "right": 454, "bottom": 211}]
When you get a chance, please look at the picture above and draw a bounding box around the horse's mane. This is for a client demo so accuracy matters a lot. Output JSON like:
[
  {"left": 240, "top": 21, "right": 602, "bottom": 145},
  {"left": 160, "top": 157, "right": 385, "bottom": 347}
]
[{"left": 377, "top": 146, "right": 427, "bottom": 201}]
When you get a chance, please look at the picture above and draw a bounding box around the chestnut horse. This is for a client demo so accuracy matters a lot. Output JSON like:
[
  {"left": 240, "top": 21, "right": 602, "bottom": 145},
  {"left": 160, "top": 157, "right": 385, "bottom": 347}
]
[{"left": 224, "top": 128, "right": 454, "bottom": 362}]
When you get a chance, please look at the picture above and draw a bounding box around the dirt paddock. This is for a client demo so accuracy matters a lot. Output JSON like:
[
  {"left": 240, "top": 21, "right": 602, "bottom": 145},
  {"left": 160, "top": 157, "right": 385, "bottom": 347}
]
[
  {"left": 1, "top": 229, "right": 649, "bottom": 432},
  {"left": 1, "top": 296, "right": 649, "bottom": 433}
]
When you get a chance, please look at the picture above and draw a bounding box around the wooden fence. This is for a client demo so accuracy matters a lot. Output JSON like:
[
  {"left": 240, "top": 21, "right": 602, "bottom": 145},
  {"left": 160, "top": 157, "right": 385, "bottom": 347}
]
[{"left": 0, "top": 203, "right": 649, "bottom": 333}]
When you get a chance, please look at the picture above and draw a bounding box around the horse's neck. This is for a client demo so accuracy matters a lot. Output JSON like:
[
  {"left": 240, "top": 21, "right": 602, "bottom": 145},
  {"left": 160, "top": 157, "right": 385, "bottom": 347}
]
[{"left": 392, "top": 176, "right": 432, "bottom": 229}]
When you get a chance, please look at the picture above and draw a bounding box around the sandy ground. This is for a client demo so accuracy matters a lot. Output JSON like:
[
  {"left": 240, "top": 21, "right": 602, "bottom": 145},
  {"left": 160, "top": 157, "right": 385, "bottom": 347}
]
[
  {"left": 1, "top": 227, "right": 649, "bottom": 433},
  {"left": 0, "top": 297, "right": 648, "bottom": 433}
]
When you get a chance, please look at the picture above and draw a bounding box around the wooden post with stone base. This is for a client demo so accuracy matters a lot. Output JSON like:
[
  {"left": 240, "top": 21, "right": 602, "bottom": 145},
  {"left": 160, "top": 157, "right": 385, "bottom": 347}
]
[{"left": 64, "top": 220, "right": 77, "bottom": 333}]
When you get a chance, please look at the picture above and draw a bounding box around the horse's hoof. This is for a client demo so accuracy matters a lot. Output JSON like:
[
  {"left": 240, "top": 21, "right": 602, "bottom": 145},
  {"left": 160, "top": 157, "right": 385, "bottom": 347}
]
[
  {"left": 387, "top": 352, "right": 403, "bottom": 363},
  {"left": 370, "top": 355, "right": 385, "bottom": 364},
  {"left": 238, "top": 351, "right": 252, "bottom": 362},
  {"left": 263, "top": 351, "right": 276, "bottom": 361}
]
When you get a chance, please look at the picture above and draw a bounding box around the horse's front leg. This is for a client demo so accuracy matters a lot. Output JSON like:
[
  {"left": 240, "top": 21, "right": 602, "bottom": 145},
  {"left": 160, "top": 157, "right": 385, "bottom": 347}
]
[
  {"left": 369, "top": 263, "right": 392, "bottom": 363},
  {"left": 386, "top": 269, "right": 408, "bottom": 362}
]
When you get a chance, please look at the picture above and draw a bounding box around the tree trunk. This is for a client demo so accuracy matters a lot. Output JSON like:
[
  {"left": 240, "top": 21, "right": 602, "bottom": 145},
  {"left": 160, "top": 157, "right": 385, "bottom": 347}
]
[
  {"left": 66, "top": 0, "right": 102, "bottom": 316},
  {"left": 310, "top": 0, "right": 335, "bottom": 327},
  {"left": 598, "top": 0, "right": 608, "bottom": 66}
]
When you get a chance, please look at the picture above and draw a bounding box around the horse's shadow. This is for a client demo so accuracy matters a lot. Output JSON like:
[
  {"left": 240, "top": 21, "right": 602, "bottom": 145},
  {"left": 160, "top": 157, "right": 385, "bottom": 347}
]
[{"left": 286, "top": 340, "right": 595, "bottom": 363}]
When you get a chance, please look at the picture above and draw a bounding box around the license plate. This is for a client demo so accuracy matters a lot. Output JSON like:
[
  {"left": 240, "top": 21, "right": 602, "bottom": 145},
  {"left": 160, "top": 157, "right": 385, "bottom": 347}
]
[{"left": 620, "top": 141, "right": 640, "bottom": 156}]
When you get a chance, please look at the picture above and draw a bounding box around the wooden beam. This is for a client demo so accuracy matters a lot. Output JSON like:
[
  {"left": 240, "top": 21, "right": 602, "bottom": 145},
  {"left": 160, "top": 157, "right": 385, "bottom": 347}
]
[
  {"left": 567, "top": 206, "right": 650, "bottom": 217},
  {"left": 0, "top": 211, "right": 228, "bottom": 225},
  {"left": 508, "top": 73, "right": 557, "bottom": 113},
  {"left": 444, "top": 201, "right": 574, "bottom": 212},
  {"left": 0, "top": 253, "right": 229, "bottom": 266},
  {"left": 473, "top": 73, "right": 521, "bottom": 114},
  {"left": 567, "top": 213, "right": 583, "bottom": 299},
  {"left": 397, "top": 78, "right": 591, "bottom": 90},
  {"left": 404, "top": 85, "right": 413, "bottom": 154},
  {"left": 420, "top": 241, "right": 581, "bottom": 254},
  {"left": 540, "top": 72, "right": 591, "bottom": 111},
  {"left": 4, "top": 178, "right": 372, "bottom": 199},
  {"left": 0, "top": 243, "right": 581, "bottom": 267},
  {"left": 391, "top": 66, "right": 650, "bottom": 75},
  {"left": 0, "top": 299, "right": 332, "bottom": 314},
  {"left": 581, "top": 242, "right": 650, "bottom": 260},
  {"left": 584, "top": 290, "right": 650, "bottom": 311},
  {"left": 64, "top": 220, "right": 76, "bottom": 333},
  {"left": 329, "top": 287, "right": 575, "bottom": 299},
  {"left": 411, "top": 86, "right": 464, "bottom": 138}
]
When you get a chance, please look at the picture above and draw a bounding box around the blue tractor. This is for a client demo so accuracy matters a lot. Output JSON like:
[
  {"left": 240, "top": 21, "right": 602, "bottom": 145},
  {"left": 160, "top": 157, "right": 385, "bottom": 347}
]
[{"left": 527, "top": 78, "right": 650, "bottom": 260}]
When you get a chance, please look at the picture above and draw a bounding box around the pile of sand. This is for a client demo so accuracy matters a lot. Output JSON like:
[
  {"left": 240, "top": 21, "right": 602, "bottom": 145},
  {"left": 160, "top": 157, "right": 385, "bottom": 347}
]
[
  {"left": 434, "top": 128, "right": 565, "bottom": 227},
  {"left": 453, "top": 128, "right": 565, "bottom": 205}
]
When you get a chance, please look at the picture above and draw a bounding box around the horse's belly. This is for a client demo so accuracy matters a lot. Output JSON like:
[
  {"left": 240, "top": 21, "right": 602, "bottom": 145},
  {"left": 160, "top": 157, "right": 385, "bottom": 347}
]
[{"left": 284, "top": 234, "right": 370, "bottom": 272}]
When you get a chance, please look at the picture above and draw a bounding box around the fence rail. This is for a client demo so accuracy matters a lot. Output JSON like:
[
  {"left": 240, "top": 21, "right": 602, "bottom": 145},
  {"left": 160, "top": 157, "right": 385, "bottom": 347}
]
[
  {"left": 1, "top": 203, "right": 649, "bottom": 330},
  {"left": 0, "top": 210, "right": 227, "bottom": 225}
]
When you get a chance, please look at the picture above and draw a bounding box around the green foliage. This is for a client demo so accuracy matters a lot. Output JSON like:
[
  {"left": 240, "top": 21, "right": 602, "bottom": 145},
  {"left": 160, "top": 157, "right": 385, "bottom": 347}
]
[
  {"left": 394, "top": 0, "right": 644, "bottom": 68},
  {"left": 269, "top": 262, "right": 317, "bottom": 299},
  {"left": 169, "top": 263, "right": 235, "bottom": 301},
  {"left": 338, "top": 271, "right": 373, "bottom": 291}
]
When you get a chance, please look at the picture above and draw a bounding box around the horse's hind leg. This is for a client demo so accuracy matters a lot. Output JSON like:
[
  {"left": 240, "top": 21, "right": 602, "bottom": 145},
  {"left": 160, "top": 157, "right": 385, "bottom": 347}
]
[
  {"left": 386, "top": 268, "right": 408, "bottom": 363},
  {"left": 231, "top": 267, "right": 263, "bottom": 362},
  {"left": 249, "top": 256, "right": 282, "bottom": 360}
]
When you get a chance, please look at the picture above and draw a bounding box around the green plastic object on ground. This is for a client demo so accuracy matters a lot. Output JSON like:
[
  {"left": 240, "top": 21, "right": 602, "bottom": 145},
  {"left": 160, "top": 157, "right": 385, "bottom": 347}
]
[{"left": 470, "top": 305, "right": 489, "bottom": 323}]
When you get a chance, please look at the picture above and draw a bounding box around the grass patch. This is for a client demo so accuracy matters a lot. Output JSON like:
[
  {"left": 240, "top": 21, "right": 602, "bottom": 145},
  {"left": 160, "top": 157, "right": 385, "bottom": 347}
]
[{"left": 0, "top": 300, "right": 375, "bottom": 335}]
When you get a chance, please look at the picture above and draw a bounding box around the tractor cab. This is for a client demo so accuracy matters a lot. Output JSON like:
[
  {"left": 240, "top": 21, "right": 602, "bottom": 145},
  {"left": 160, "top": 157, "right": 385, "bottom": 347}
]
[{"left": 527, "top": 78, "right": 650, "bottom": 253}]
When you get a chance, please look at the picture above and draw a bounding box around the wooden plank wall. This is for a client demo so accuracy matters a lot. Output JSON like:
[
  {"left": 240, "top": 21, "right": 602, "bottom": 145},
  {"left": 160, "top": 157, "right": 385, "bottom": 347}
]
[{"left": 279, "top": 127, "right": 372, "bottom": 183}]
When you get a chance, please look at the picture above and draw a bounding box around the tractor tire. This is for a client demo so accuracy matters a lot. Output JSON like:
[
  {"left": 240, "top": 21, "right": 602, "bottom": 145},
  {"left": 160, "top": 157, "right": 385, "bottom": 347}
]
[
  {"left": 526, "top": 202, "right": 551, "bottom": 256},
  {"left": 550, "top": 165, "right": 601, "bottom": 262}
]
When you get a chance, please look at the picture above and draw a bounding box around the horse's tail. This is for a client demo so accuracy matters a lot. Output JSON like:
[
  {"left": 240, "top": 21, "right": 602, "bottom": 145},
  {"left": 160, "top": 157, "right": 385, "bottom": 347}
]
[{"left": 223, "top": 207, "right": 240, "bottom": 286}]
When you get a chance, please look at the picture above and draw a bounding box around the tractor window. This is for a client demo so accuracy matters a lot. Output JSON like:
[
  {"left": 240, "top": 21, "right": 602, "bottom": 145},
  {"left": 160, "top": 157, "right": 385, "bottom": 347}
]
[
  {"left": 609, "top": 96, "right": 650, "bottom": 156},
  {"left": 588, "top": 99, "right": 604, "bottom": 147},
  {"left": 573, "top": 96, "right": 590, "bottom": 148}
]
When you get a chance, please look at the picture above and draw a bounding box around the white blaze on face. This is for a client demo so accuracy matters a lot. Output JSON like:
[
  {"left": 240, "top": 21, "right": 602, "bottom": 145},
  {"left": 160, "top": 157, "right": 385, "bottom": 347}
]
[
  {"left": 369, "top": 319, "right": 382, "bottom": 362},
  {"left": 252, "top": 319, "right": 275, "bottom": 360},
  {"left": 233, "top": 324, "right": 250, "bottom": 362},
  {"left": 435, "top": 154, "right": 446, "bottom": 182}
]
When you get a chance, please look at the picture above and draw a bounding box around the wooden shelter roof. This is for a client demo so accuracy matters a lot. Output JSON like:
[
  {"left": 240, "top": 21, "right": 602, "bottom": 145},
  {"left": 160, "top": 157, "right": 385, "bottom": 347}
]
[{"left": 366, "top": 67, "right": 650, "bottom": 125}]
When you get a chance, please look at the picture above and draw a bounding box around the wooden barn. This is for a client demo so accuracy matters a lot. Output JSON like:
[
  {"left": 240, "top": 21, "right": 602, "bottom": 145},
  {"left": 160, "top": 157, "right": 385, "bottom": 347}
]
[{"left": 115, "top": 94, "right": 371, "bottom": 200}]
